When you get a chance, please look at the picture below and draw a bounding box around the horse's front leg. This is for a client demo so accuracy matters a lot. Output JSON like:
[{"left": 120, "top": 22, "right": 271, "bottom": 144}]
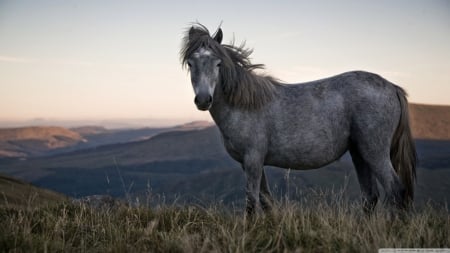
[{"left": 242, "top": 153, "right": 264, "bottom": 216}]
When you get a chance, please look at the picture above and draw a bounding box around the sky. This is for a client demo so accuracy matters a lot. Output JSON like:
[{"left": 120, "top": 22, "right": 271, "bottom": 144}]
[{"left": 0, "top": 0, "right": 449, "bottom": 127}]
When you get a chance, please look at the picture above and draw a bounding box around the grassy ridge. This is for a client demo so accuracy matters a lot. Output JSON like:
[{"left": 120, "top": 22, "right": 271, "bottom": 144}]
[
  {"left": 0, "top": 174, "right": 67, "bottom": 209},
  {"left": 1, "top": 194, "right": 448, "bottom": 253}
]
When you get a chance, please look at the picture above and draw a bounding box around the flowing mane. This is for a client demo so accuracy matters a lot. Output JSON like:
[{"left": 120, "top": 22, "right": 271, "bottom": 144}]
[{"left": 180, "top": 24, "right": 281, "bottom": 109}]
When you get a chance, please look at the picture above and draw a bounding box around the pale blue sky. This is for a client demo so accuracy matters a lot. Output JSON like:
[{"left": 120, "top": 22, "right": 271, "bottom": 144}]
[{"left": 0, "top": 0, "right": 449, "bottom": 124}]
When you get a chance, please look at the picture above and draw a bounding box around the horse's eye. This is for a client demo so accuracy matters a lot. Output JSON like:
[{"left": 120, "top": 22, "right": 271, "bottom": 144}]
[
  {"left": 216, "top": 62, "right": 221, "bottom": 67},
  {"left": 187, "top": 62, "right": 192, "bottom": 67}
]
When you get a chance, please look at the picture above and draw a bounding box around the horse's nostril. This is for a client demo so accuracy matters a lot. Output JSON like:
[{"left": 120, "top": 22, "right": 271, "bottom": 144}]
[{"left": 194, "top": 95, "right": 212, "bottom": 105}]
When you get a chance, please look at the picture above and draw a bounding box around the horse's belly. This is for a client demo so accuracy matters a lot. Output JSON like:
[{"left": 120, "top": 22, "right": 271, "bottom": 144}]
[
  {"left": 265, "top": 148, "right": 346, "bottom": 169},
  {"left": 265, "top": 136, "right": 349, "bottom": 170}
]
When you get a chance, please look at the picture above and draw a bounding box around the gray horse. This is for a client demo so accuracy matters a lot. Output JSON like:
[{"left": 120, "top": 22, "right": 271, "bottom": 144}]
[{"left": 180, "top": 24, "right": 416, "bottom": 215}]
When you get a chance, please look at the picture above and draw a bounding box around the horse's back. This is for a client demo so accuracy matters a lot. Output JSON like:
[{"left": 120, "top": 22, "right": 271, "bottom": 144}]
[{"left": 281, "top": 70, "right": 401, "bottom": 126}]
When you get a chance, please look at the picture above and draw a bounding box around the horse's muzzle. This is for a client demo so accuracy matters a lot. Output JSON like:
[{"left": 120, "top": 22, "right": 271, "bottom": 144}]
[{"left": 194, "top": 94, "right": 212, "bottom": 111}]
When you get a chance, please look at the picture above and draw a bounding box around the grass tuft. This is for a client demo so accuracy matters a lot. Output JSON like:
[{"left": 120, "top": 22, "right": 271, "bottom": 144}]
[{"left": 0, "top": 192, "right": 448, "bottom": 253}]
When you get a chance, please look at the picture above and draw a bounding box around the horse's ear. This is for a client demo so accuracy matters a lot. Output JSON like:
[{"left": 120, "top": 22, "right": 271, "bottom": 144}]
[{"left": 213, "top": 28, "right": 223, "bottom": 44}]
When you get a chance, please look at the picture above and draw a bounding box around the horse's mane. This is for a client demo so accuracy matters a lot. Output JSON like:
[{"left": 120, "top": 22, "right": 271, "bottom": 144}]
[{"left": 180, "top": 23, "right": 281, "bottom": 110}]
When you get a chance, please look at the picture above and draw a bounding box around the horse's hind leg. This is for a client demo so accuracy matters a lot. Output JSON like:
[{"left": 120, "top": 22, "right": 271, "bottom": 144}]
[
  {"left": 352, "top": 143, "right": 406, "bottom": 210},
  {"left": 373, "top": 160, "right": 406, "bottom": 210},
  {"left": 349, "top": 147, "right": 379, "bottom": 214},
  {"left": 259, "top": 168, "right": 274, "bottom": 212}
]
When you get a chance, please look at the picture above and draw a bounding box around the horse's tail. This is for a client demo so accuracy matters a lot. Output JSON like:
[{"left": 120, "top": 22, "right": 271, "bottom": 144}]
[{"left": 390, "top": 86, "right": 417, "bottom": 205}]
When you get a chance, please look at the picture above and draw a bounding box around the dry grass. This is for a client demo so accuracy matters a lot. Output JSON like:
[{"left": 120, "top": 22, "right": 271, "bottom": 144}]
[{"left": 0, "top": 191, "right": 448, "bottom": 253}]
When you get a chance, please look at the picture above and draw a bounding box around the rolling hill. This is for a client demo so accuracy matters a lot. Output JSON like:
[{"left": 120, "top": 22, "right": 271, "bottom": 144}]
[
  {"left": 409, "top": 103, "right": 450, "bottom": 140},
  {"left": 0, "top": 126, "right": 86, "bottom": 158}
]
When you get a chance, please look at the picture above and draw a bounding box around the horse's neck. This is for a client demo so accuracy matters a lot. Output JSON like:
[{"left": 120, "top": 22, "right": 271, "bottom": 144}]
[{"left": 209, "top": 87, "right": 230, "bottom": 127}]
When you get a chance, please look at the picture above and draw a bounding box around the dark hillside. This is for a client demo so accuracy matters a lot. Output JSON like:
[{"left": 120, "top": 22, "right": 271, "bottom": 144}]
[{"left": 0, "top": 173, "right": 67, "bottom": 208}]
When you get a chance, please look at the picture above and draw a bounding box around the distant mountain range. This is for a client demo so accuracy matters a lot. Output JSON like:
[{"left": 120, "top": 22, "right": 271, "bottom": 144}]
[
  {"left": 0, "top": 104, "right": 448, "bottom": 159},
  {"left": 0, "top": 104, "right": 448, "bottom": 208},
  {"left": 0, "top": 121, "right": 213, "bottom": 158}
]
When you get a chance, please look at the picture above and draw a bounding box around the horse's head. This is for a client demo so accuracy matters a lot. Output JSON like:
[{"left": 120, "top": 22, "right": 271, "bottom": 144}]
[{"left": 184, "top": 27, "right": 223, "bottom": 111}]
